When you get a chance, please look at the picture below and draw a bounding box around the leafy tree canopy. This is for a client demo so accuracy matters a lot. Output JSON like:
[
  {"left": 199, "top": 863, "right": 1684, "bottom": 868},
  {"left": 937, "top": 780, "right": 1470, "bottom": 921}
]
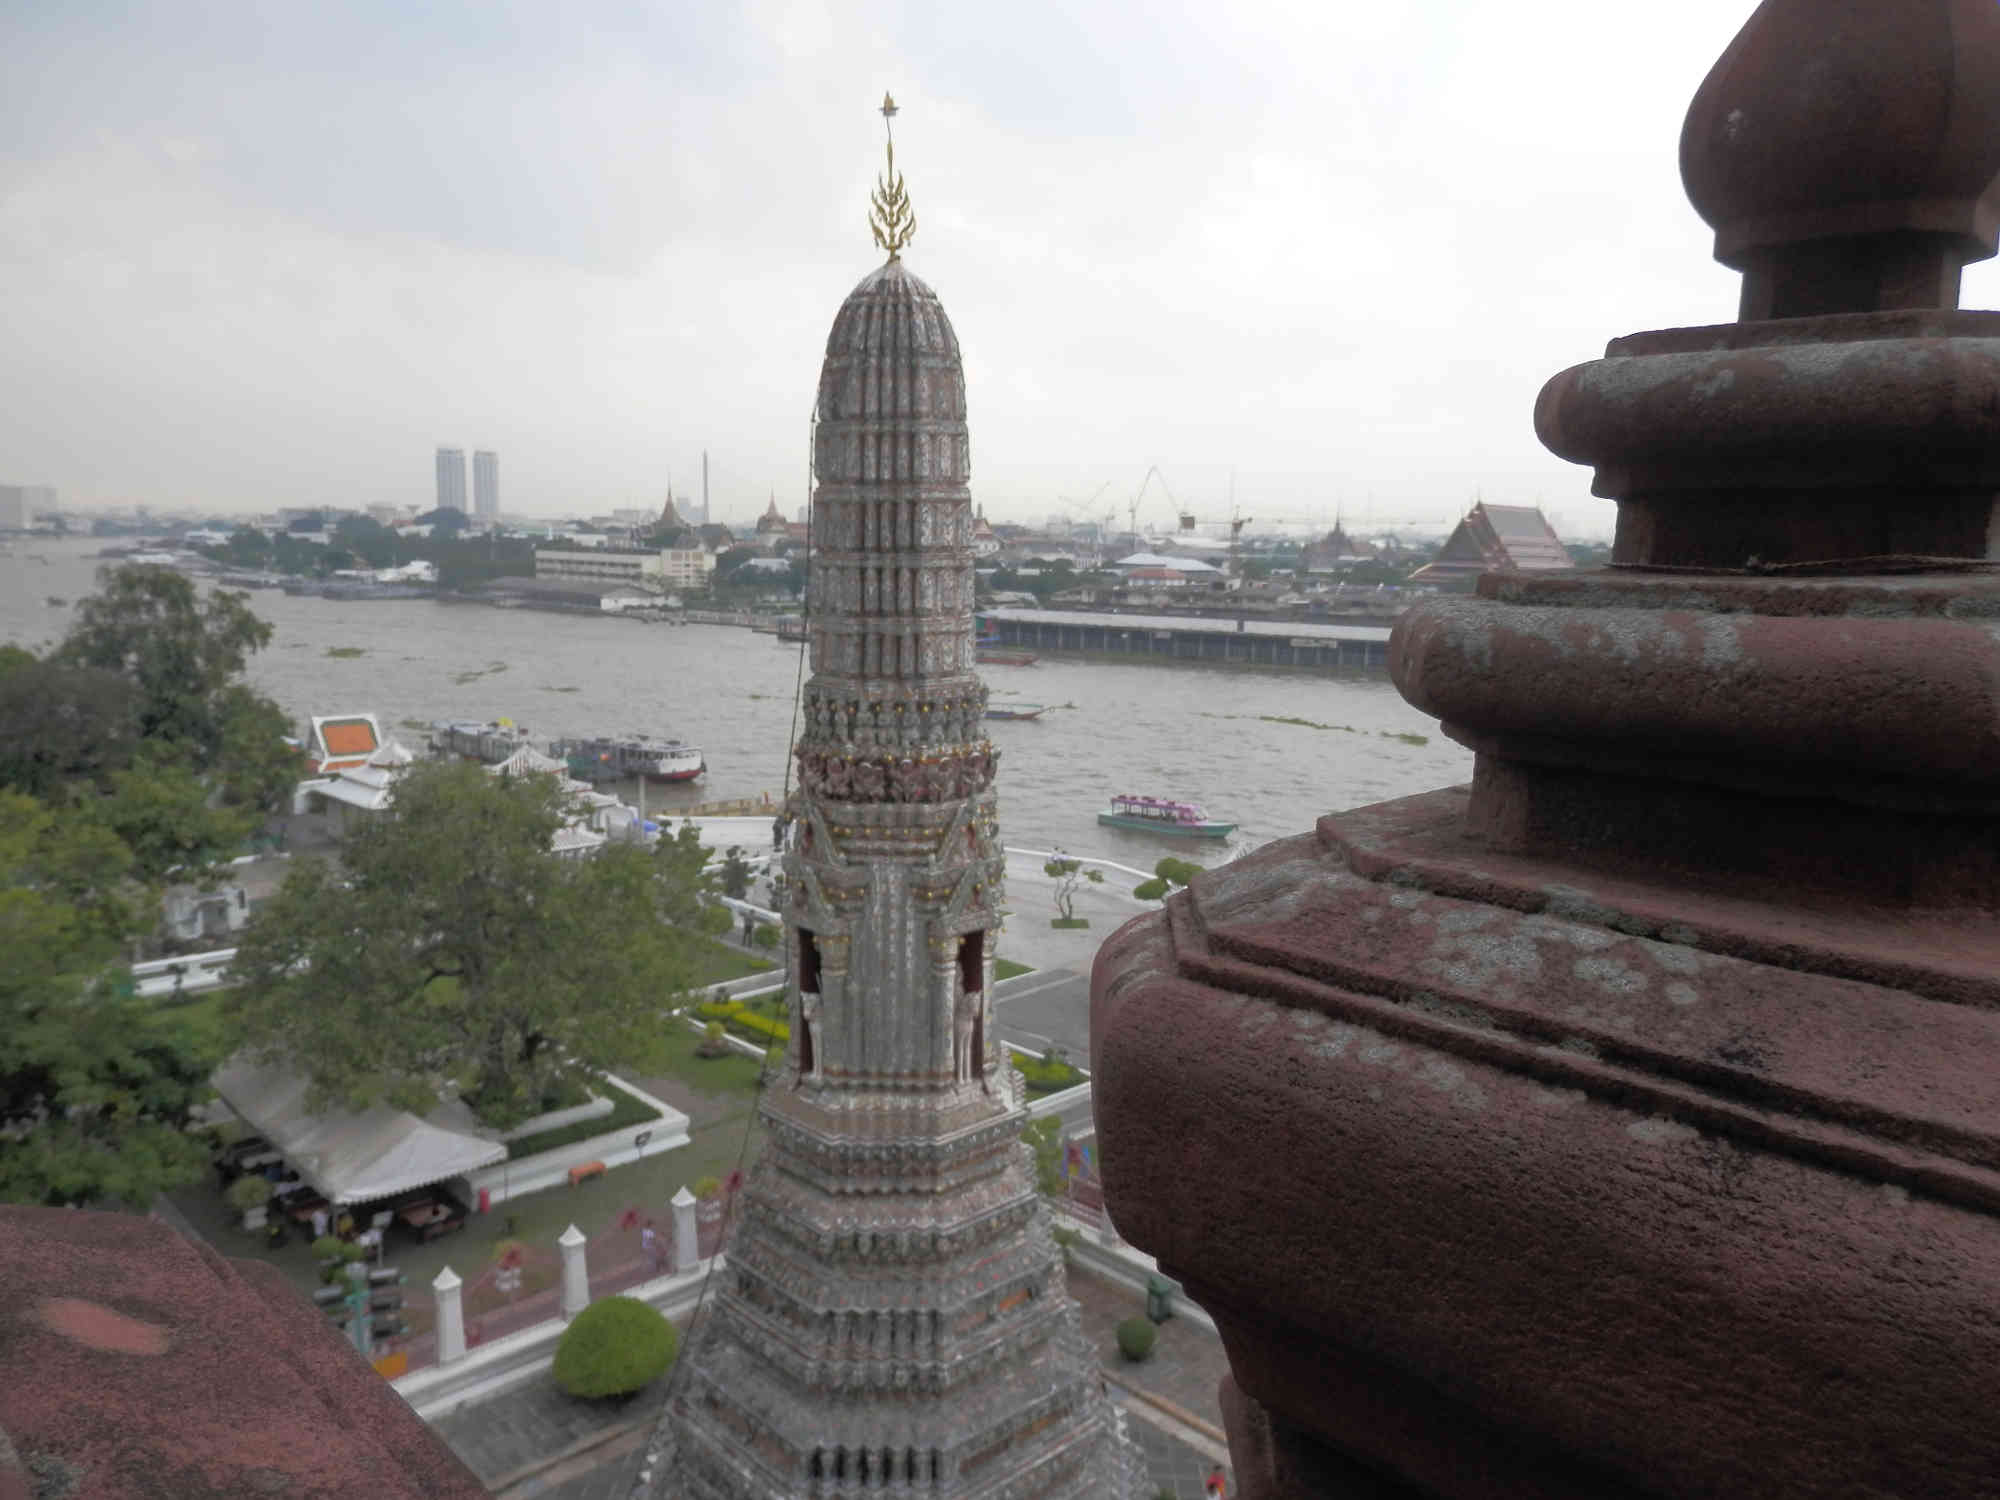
[
  {"left": 0, "top": 791, "right": 224, "bottom": 1206},
  {"left": 53, "top": 565, "right": 293, "bottom": 819},
  {"left": 226, "top": 761, "right": 714, "bottom": 1129}
]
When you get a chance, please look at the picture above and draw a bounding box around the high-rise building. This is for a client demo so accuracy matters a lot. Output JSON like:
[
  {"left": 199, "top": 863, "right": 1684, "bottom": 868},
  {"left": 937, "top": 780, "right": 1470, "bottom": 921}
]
[
  {"left": 473, "top": 450, "right": 499, "bottom": 526},
  {"left": 435, "top": 448, "right": 467, "bottom": 515},
  {"left": 653, "top": 107, "right": 1143, "bottom": 1499},
  {"left": 0, "top": 485, "right": 55, "bottom": 529}
]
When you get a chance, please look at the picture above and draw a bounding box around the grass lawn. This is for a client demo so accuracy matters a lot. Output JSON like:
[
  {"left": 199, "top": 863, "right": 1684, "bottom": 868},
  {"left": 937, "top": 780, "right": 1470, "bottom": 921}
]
[
  {"left": 503, "top": 1076, "right": 664, "bottom": 1160},
  {"left": 994, "top": 958, "right": 1034, "bottom": 982},
  {"left": 641, "top": 1024, "right": 771, "bottom": 1098},
  {"left": 686, "top": 939, "right": 774, "bottom": 987}
]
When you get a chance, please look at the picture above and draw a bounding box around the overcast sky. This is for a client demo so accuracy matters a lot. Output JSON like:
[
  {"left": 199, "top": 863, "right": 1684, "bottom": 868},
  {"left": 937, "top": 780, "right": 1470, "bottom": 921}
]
[{"left": 6, "top": 1, "right": 1970, "bottom": 537}]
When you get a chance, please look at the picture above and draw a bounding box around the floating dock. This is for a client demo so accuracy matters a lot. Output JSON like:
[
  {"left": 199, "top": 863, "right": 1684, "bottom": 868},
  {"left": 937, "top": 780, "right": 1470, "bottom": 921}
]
[{"left": 978, "top": 607, "right": 1393, "bottom": 672}]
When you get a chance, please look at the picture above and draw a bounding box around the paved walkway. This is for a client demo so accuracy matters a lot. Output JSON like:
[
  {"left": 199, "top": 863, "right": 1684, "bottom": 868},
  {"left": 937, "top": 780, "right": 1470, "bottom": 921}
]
[{"left": 429, "top": 1266, "right": 1233, "bottom": 1497}]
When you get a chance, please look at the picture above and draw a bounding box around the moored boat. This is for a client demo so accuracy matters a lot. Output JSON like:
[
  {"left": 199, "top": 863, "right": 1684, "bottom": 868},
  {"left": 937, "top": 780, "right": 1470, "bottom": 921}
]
[
  {"left": 1096, "top": 793, "right": 1235, "bottom": 839},
  {"left": 431, "top": 719, "right": 535, "bottom": 764},
  {"left": 985, "top": 703, "right": 1046, "bottom": 721},
  {"left": 977, "top": 648, "right": 1038, "bottom": 666},
  {"left": 552, "top": 735, "right": 705, "bottom": 784}
]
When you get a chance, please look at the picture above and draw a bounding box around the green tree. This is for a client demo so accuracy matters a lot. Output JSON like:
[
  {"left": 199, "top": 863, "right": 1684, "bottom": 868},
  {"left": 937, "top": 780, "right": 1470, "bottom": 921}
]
[
  {"left": 0, "top": 791, "right": 224, "bottom": 1206},
  {"left": 226, "top": 761, "right": 714, "bottom": 1129},
  {"left": 332, "top": 514, "right": 400, "bottom": 569},
  {"left": 1043, "top": 849, "right": 1103, "bottom": 923},
  {"left": 1022, "top": 1115, "right": 1066, "bottom": 1199},
  {"left": 1134, "top": 856, "right": 1204, "bottom": 903},
  {"left": 0, "top": 653, "right": 141, "bottom": 798},
  {"left": 54, "top": 565, "right": 291, "bottom": 818},
  {"left": 716, "top": 846, "right": 752, "bottom": 900}
]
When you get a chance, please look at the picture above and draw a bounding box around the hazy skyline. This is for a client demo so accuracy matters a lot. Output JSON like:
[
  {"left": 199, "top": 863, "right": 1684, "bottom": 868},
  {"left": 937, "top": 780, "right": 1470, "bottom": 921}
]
[{"left": 9, "top": 1, "right": 1981, "bottom": 538}]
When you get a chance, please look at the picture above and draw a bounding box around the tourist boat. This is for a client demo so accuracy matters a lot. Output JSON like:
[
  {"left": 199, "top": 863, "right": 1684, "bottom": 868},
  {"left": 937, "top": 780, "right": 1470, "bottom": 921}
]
[
  {"left": 1095, "top": 794, "right": 1236, "bottom": 839},
  {"left": 430, "top": 719, "right": 535, "bottom": 764},
  {"left": 985, "top": 703, "right": 1046, "bottom": 721},
  {"left": 551, "top": 735, "right": 705, "bottom": 783}
]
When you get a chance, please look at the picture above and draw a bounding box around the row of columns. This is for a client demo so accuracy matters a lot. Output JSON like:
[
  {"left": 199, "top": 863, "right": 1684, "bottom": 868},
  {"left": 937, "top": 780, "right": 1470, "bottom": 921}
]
[{"left": 427, "top": 1183, "right": 706, "bottom": 1368}]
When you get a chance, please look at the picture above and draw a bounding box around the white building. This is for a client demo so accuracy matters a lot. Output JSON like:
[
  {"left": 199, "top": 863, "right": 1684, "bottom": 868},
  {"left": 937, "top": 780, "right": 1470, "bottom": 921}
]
[
  {"left": 472, "top": 450, "right": 499, "bottom": 527},
  {"left": 435, "top": 448, "right": 467, "bottom": 514},
  {"left": 534, "top": 545, "right": 714, "bottom": 593},
  {"left": 0, "top": 485, "right": 56, "bottom": 530}
]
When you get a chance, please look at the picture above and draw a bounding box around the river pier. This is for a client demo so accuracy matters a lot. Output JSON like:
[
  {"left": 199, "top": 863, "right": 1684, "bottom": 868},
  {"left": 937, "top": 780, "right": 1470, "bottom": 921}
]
[{"left": 978, "top": 606, "right": 1393, "bottom": 672}]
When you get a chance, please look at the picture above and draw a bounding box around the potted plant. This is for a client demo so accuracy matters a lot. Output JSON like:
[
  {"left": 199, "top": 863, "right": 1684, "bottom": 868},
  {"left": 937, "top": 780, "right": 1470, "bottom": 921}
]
[{"left": 226, "top": 1173, "right": 273, "bottom": 1232}]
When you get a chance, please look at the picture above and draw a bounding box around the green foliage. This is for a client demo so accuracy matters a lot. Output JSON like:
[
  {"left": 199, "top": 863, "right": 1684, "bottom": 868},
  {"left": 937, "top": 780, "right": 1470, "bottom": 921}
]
[
  {"left": 552, "top": 1295, "right": 679, "bottom": 1399},
  {"left": 0, "top": 657, "right": 139, "bottom": 798},
  {"left": 1012, "top": 1049, "right": 1086, "bottom": 1096},
  {"left": 749, "top": 923, "right": 779, "bottom": 950},
  {"left": 503, "top": 1078, "right": 664, "bottom": 1161},
  {"left": 1042, "top": 848, "right": 1099, "bottom": 922},
  {"left": 716, "top": 846, "right": 752, "bottom": 900},
  {"left": 225, "top": 1174, "right": 273, "bottom": 1213},
  {"left": 0, "top": 791, "right": 223, "bottom": 1207},
  {"left": 697, "top": 999, "right": 789, "bottom": 1048},
  {"left": 1115, "top": 1316, "right": 1157, "bottom": 1361},
  {"left": 56, "top": 567, "right": 280, "bottom": 800},
  {"left": 992, "top": 958, "right": 1033, "bottom": 982},
  {"left": 1022, "top": 1115, "right": 1065, "bottom": 1199},
  {"left": 697, "top": 903, "right": 733, "bottom": 938},
  {"left": 226, "top": 760, "right": 714, "bottom": 1129},
  {"left": 1137, "top": 856, "right": 1204, "bottom": 903},
  {"left": 692, "top": 1175, "right": 721, "bottom": 1200}
]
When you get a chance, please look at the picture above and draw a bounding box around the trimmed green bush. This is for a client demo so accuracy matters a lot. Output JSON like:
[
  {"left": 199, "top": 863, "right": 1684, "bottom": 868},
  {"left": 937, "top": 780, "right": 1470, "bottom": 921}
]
[
  {"left": 552, "top": 1295, "right": 679, "bottom": 1399},
  {"left": 1115, "top": 1316, "right": 1157, "bottom": 1361},
  {"left": 226, "top": 1174, "right": 273, "bottom": 1213},
  {"left": 692, "top": 1175, "right": 722, "bottom": 1201},
  {"left": 1012, "top": 1049, "right": 1086, "bottom": 1096}
]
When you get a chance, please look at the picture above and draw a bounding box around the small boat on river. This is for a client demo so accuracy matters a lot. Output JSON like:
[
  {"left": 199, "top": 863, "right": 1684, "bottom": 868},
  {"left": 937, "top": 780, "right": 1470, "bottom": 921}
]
[
  {"left": 552, "top": 735, "right": 705, "bottom": 784},
  {"left": 431, "top": 719, "right": 535, "bottom": 764},
  {"left": 1096, "top": 793, "right": 1235, "bottom": 839},
  {"left": 985, "top": 703, "right": 1046, "bottom": 721},
  {"left": 977, "top": 648, "right": 1038, "bottom": 667}
]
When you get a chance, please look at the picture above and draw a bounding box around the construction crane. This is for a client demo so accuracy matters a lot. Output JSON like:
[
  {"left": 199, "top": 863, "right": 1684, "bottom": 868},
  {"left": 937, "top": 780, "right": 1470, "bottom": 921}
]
[{"left": 1125, "top": 466, "right": 1183, "bottom": 548}]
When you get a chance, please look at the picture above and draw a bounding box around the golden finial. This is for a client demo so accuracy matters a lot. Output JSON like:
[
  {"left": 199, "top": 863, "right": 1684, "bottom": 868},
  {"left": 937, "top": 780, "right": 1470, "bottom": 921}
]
[{"left": 869, "top": 91, "right": 916, "bottom": 260}]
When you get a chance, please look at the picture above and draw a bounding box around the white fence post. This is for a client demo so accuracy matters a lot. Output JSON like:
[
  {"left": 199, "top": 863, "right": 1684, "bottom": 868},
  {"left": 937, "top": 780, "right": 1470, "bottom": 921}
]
[
  {"left": 432, "top": 1267, "right": 466, "bottom": 1364},
  {"left": 671, "top": 1186, "right": 698, "bottom": 1271},
  {"left": 558, "top": 1224, "right": 589, "bottom": 1319}
]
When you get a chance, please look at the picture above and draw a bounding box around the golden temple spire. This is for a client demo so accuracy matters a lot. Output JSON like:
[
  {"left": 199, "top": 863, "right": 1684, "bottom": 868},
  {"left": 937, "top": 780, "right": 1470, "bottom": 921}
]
[{"left": 868, "top": 91, "right": 916, "bottom": 260}]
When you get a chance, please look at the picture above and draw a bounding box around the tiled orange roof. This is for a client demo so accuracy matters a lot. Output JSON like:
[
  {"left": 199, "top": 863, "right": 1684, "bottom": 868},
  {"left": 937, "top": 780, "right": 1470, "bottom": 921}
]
[{"left": 320, "top": 720, "right": 379, "bottom": 755}]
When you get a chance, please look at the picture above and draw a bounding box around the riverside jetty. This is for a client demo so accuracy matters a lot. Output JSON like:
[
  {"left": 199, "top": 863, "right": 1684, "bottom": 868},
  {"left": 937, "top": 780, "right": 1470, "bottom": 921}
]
[{"left": 979, "top": 606, "right": 1393, "bottom": 671}]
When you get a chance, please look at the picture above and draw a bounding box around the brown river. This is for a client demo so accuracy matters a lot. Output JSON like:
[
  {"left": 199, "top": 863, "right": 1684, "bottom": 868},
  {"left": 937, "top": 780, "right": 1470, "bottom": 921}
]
[{"left": 3, "top": 537, "right": 1472, "bottom": 862}]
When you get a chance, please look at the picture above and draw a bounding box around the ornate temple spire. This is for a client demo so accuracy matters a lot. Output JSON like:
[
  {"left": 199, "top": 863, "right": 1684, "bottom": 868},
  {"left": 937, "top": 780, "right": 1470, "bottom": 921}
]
[
  {"left": 653, "top": 98, "right": 1143, "bottom": 1500},
  {"left": 869, "top": 91, "right": 916, "bottom": 260}
]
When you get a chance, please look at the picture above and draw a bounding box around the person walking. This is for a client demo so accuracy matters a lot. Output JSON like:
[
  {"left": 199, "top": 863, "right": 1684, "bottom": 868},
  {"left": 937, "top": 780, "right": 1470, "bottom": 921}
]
[
  {"left": 1205, "top": 1464, "right": 1227, "bottom": 1498},
  {"left": 641, "top": 1219, "right": 662, "bottom": 1275}
]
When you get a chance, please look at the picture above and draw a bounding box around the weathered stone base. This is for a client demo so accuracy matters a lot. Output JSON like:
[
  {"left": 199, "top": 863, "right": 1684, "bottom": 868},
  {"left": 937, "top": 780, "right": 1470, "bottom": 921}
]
[{"left": 1092, "top": 788, "right": 2000, "bottom": 1499}]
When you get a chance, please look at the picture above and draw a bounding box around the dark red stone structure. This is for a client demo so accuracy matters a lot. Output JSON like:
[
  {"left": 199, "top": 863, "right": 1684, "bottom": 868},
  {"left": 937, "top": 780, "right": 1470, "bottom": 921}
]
[
  {"left": 1091, "top": 2, "right": 2000, "bottom": 1495},
  {"left": 0, "top": 1207, "right": 486, "bottom": 1500}
]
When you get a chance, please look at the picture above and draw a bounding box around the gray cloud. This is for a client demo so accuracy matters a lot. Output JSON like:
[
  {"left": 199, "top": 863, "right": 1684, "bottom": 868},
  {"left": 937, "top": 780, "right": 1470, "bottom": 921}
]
[{"left": 5, "top": 0, "right": 1984, "bottom": 536}]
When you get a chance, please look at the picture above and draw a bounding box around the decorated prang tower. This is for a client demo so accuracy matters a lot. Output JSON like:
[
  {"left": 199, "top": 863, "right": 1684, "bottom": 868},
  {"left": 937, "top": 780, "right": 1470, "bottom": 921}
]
[{"left": 654, "top": 97, "right": 1143, "bottom": 1499}]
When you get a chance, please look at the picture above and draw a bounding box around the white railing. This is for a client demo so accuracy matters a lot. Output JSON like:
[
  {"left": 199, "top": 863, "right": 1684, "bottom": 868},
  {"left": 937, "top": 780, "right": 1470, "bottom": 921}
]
[{"left": 130, "top": 948, "right": 238, "bottom": 1000}]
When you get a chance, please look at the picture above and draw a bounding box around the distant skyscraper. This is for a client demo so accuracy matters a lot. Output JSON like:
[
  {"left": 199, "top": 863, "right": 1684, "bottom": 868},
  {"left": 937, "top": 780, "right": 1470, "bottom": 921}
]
[
  {"left": 435, "top": 448, "right": 467, "bottom": 515},
  {"left": 473, "top": 450, "right": 499, "bottom": 526}
]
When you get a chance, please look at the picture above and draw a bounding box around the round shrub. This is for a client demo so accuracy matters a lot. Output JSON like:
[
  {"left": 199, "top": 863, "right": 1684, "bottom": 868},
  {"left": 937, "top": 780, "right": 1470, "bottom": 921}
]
[
  {"left": 225, "top": 1174, "right": 272, "bottom": 1213},
  {"left": 1115, "top": 1315, "right": 1157, "bottom": 1362},
  {"left": 552, "top": 1295, "right": 679, "bottom": 1399}
]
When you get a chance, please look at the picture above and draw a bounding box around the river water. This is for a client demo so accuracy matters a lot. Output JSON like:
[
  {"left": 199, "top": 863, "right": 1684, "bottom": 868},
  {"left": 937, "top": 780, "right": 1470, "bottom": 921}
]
[{"left": 3, "top": 537, "right": 1472, "bottom": 862}]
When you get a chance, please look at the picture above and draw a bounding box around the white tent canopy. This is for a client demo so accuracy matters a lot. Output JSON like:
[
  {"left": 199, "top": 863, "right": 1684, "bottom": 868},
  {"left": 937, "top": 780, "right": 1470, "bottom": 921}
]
[{"left": 211, "top": 1058, "right": 507, "bottom": 1206}]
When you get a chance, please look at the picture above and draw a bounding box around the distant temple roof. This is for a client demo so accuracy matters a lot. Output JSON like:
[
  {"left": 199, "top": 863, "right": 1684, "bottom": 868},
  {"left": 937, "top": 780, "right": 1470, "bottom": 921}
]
[
  {"left": 306, "top": 714, "right": 384, "bottom": 773},
  {"left": 1302, "top": 523, "right": 1380, "bottom": 572},
  {"left": 757, "top": 495, "right": 787, "bottom": 532},
  {"left": 658, "top": 492, "right": 687, "bottom": 531},
  {"left": 1409, "top": 502, "right": 1574, "bottom": 580}
]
